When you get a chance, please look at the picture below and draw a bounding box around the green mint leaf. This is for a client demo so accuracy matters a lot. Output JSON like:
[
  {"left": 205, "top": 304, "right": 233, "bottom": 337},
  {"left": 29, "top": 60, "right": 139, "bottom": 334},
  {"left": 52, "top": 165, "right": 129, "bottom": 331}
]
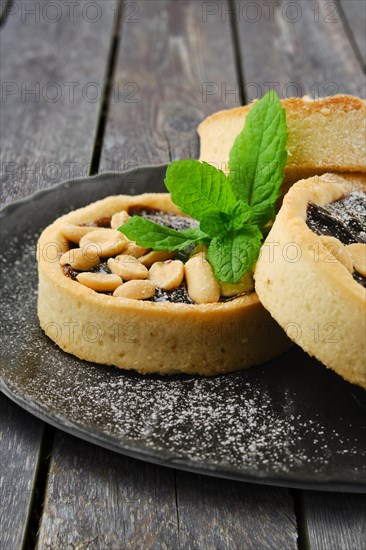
[
  {"left": 200, "top": 211, "right": 231, "bottom": 238},
  {"left": 207, "top": 226, "right": 262, "bottom": 283},
  {"left": 228, "top": 91, "right": 287, "bottom": 227},
  {"left": 164, "top": 160, "right": 236, "bottom": 221},
  {"left": 119, "top": 217, "right": 209, "bottom": 251},
  {"left": 251, "top": 199, "right": 276, "bottom": 227},
  {"left": 228, "top": 200, "right": 252, "bottom": 230},
  {"left": 115, "top": 92, "right": 287, "bottom": 291},
  {"left": 197, "top": 200, "right": 252, "bottom": 238}
]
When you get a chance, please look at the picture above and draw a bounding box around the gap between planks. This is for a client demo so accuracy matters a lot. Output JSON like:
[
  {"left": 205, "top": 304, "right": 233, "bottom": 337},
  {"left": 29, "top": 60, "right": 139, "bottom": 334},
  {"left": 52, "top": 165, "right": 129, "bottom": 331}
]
[
  {"left": 90, "top": 0, "right": 125, "bottom": 176},
  {"left": 336, "top": 0, "right": 366, "bottom": 73},
  {"left": 291, "top": 489, "right": 311, "bottom": 550},
  {"left": 228, "top": 0, "right": 246, "bottom": 104},
  {"left": 0, "top": 0, "right": 13, "bottom": 26},
  {"left": 24, "top": 425, "right": 55, "bottom": 550}
]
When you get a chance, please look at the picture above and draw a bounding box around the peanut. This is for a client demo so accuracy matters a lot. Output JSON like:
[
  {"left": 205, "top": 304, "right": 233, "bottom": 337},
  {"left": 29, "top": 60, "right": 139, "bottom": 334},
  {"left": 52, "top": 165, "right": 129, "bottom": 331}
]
[
  {"left": 110, "top": 210, "right": 130, "bottom": 230},
  {"left": 79, "top": 229, "right": 126, "bottom": 258},
  {"left": 112, "top": 211, "right": 150, "bottom": 257},
  {"left": 123, "top": 240, "right": 150, "bottom": 258},
  {"left": 76, "top": 272, "right": 122, "bottom": 292},
  {"left": 108, "top": 255, "right": 148, "bottom": 280},
  {"left": 60, "top": 224, "right": 99, "bottom": 244},
  {"left": 149, "top": 260, "right": 184, "bottom": 290},
  {"left": 139, "top": 250, "right": 176, "bottom": 267},
  {"left": 184, "top": 253, "right": 220, "bottom": 304},
  {"left": 113, "top": 280, "right": 156, "bottom": 300},
  {"left": 60, "top": 247, "right": 100, "bottom": 271}
]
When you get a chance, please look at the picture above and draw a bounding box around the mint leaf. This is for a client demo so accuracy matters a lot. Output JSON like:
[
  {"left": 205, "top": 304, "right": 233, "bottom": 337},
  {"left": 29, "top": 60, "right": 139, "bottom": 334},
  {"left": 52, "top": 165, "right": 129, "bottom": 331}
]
[
  {"left": 228, "top": 91, "right": 287, "bottom": 227},
  {"left": 207, "top": 226, "right": 262, "bottom": 283},
  {"left": 200, "top": 211, "right": 231, "bottom": 237},
  {"left": 120, "top": 217, "right": 209, "bottom": 251},
  {"left": 228, "top": 200, "right": 252, "bottom": 230},
  {"left": 114, "top": 92, "right": 288, "bottom": 295},
  {"left": 199, "top": 200, "right": 252, "bottom": 237},
  {"left": 164, "top": 160, "right": 236, "bottom": 221}
]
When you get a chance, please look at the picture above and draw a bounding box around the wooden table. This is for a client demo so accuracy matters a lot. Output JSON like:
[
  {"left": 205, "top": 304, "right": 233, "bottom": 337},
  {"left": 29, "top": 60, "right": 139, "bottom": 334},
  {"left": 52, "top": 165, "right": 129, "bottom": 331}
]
[{"left": 1, "top": 1, "right": 365, "bottom": 548}]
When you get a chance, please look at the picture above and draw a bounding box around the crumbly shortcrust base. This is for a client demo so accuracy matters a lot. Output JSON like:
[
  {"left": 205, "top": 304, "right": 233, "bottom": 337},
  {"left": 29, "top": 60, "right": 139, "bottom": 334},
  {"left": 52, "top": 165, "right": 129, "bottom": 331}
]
[
  {"left": 37, "top": 193, "right": 291, "bottom": 375},
  {"left": 198, "top": 95, "right": 366, "bottom": 191},
  {"left": 254, "top": 174, "right": 366, "bottom": 389}
]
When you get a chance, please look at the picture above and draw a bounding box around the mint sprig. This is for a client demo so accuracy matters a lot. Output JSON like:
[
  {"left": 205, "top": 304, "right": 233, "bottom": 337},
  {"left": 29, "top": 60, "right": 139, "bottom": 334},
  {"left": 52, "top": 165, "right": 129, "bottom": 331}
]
[
  {"left": 119, "top": 91, "right": 287, "bottom": 283},
  {"left": 208, "top": 226, "right": 262, "bottom": 283},
  {"left": 121, "top": 217, "right": 209, "bottom": 251},
  {"left": 164, "top": 160, "right": 236, "bottom": 220},
  {"left": 228, "top": 90, "right": 288, "bottom": 226}
]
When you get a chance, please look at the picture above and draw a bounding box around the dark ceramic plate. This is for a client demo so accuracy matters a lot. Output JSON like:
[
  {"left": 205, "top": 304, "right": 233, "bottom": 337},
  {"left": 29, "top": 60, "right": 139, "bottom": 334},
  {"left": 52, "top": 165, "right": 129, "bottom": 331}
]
[{"left": 1, "top": 166, "right": 366, "bottom": 492}]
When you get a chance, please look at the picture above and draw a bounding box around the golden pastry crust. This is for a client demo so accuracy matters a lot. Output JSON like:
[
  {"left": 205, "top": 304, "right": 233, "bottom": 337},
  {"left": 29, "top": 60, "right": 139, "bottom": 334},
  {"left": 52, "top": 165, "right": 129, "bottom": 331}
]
[
  {"left": 198, "top": 95, "right": 366, "bottom": 190},
  {"left": 254, "top": 174, "right": 366, "bottom": 389},
  {"left": 37, "top": 193, "right": 291, "bottom": 375}
]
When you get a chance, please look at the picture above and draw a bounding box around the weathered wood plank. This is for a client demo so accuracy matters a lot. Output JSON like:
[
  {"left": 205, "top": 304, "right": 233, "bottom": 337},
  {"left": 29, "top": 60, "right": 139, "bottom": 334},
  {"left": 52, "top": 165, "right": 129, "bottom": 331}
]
[
  {"left": 0, "top": 0, "right": 11, "bottom": 25},
  {"left": 339, "top": 0, "right": 366, "bottom": 67},
  {"left": 0, "top": 395, "right": 44, "bottom": 550},
  {"left": 101, "top": 0, "right": 241, "bottom": 171},
  {"left": 1, "top": 1, "right": 116, "bottom": 545},
  {"left": 302, "top": 491, "right": 366, "bottom": 550},
  {"left": 37, "top": 432, "right": 179, "bottom": 549},
  {"left": 175, "top": 471, "right": 297, "bottom": 550},
  {"left": 0, "top": 0, "right": 117, "bottom": 206},
  {"left": 234, "top": 0, "right": 365, "bottom": 101},
  {"left": 38, "top": 433, "right": 298, "bottom": 550}
]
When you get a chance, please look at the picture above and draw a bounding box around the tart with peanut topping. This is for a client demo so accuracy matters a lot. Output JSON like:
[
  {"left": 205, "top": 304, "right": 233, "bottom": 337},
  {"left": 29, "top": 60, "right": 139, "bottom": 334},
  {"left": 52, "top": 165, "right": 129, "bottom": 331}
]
[
  {"left": 38, "top": 92, "right": 295, "bottom": 375},
  {"left": 40, "top": 92, "right": 366, "bottom": 378},
  {"left": 37, "top": 192, "right": 291, "bottom": 375},
  {"left": 254, "top": 173, "right": 366, "bottom": 389}
]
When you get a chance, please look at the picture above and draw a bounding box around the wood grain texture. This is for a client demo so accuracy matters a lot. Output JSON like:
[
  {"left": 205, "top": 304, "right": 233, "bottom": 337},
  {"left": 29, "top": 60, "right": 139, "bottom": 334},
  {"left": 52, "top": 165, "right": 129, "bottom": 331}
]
[
  {"left": 0, "top": 395, "right": 44, "bottom": 550},
  {"left": 38, "top": 432, "right": 298, "bottom": 550},
  {"left": 3, "top": 2, "right": 363, "bottom": 549},
  {"left": 175, "top": 471, "right": 297, "bottom": 550},
  {"left": 37, "top": 432, "right": 179, "bottom": 549},
  {"left": 234, "top": 0, "right": 365, "bottom": 101},
  {"left": 101, "top": 0, "right": 241, "bottom": 171},
  {"left": 339, "top": 0, "right": 366, "bottom": 67},
  {"left": 1, "top": 2, "right": 115, "bottom": 546},
  {"left": 0, "top": 0, "right": 12, "bottom": 25},
  {"left": 0, "top": 0, "right": 116, "bottom": 206},
  {"left": 302, "top": 491, "right": 366, "bottom": 550}
]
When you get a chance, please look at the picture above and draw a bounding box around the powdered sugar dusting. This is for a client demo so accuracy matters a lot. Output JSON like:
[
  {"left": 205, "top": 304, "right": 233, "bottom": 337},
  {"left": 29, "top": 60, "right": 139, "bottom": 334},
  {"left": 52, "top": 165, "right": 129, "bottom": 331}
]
[
  {"left": 1, "top": 232, "right": 365, "bottom": 484},
  {"left": 327, "top": 191, "right": 366, "bottom": 243}
]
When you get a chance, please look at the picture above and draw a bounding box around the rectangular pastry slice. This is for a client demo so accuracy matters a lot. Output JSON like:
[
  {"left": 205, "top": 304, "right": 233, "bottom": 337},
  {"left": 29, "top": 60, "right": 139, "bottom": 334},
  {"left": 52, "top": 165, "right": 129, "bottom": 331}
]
[{"left": 198, "top": 95, "right": 366, "bottom": 190}]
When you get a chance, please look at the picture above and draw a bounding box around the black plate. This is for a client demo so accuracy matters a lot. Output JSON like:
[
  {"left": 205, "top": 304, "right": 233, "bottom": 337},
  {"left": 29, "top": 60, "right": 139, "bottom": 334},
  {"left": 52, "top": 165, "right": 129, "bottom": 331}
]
[{"left": 1, "top": 166, "right": 365, "bottom": 492}]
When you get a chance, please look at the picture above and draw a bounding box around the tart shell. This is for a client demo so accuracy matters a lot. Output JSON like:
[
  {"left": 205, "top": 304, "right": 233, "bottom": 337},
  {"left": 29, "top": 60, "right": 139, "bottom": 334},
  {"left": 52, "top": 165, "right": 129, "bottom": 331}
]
[
  {"left": 198, "top": 95, "right": 366, "bottom": 193},
  {"left": 254, "top": 174, "right": 366, "bottom": 389},
  {"left": 37, "top": 193, "right": 291, "bottom": 376}
]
